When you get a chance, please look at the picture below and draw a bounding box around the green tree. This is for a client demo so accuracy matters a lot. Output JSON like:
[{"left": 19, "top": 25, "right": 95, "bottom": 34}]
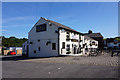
[{"left": 2, "top": 36, "right": 28, "bottom": 47}]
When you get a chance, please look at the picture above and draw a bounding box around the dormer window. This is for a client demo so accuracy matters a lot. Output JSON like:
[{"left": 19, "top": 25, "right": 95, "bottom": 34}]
[
  {"left": 92, "top": 41, "right": 95, "bottom": 45},
  {"left": 61, "top": 29, "right": 65, "bottom": 33}
]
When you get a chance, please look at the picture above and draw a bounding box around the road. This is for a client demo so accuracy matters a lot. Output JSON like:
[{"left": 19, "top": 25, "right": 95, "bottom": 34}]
[{"left": 1, "top": 54, "right": 119, "bottom": 78}]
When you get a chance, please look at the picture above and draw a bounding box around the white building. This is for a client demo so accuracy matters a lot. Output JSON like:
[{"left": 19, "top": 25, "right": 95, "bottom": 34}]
[
  {"left": 104, "top": 38, "right": 120, "bottom": 49},
  {"left": 83, "top": 35, "right": 98, "bottom": 55},
  {"left": 8, "top": 47, "right": 22, "bottom": 50},
  {"left": 22, "top": 17, "right": 98, "bottom": 57}
]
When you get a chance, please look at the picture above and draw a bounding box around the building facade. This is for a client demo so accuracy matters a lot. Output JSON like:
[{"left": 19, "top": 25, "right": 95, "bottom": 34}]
[
  {"left": 104, "top": 38, "right": 120, "bottom": 49},
  {"left": 22, "top": 17, "right": 98, "bottom": 57},
  {"left": 84, "top": 30, "right": 103, "bottom": 49}
]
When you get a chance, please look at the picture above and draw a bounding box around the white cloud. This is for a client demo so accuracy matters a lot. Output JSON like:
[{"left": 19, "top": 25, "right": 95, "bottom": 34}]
[
  {"left": 2, "top": 16, "right": 35, "bottom": 23},
  {"left": 0, "top": 29, "right": 7, "bottom": 31},
  {"left": 2, "top": 24, "right": 33, "bottom": 28}
]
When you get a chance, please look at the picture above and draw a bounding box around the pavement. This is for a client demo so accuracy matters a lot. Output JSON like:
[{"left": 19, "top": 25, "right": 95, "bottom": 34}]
[{"left": 1, "top": 53, "right": 120, "bottom": 78}]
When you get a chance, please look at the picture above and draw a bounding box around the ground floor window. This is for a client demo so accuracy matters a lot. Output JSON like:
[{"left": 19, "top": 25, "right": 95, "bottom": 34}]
[
  {"left": 66, "top": 44, "right": 70, "bottom": 51},
  {"left": 38, "top": 47, "right": 40, "bottom": 51},
  {"left": 34, "top": 50, "right": 36, "bottom": 54},
  {"left": 52, "top": 43, "right": 56, "bottom": 50},
  {"left": 62, "top": 42, "right": 65, "bottom": 49}
]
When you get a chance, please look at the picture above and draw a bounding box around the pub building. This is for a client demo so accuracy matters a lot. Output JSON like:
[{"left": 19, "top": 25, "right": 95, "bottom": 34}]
[{"left": 22, "top": 17, "right": 98, "bottom": 57}]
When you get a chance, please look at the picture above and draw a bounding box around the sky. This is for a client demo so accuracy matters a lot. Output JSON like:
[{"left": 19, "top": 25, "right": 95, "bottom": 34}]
[{"left": 2, "top": 2, "right": 118, "bottom": 38}]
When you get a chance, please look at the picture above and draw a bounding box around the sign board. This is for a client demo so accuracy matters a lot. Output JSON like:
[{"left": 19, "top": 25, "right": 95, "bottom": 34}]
[
  {"left": 71, "top": 34, "right": 79, "bottom": 39},
  {"left": 36, "top": 24, "right": 46, "bottom": 32}
]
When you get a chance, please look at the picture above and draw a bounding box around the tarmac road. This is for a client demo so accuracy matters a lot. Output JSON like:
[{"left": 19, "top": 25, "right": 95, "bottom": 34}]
[{"left": 2, "top": 60, "right": 118, "bottom": 78}]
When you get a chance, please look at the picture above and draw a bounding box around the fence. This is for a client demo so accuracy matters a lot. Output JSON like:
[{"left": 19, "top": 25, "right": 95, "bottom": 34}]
[{"left": 3, "top": 50, "right": 22, "bottom": 55}]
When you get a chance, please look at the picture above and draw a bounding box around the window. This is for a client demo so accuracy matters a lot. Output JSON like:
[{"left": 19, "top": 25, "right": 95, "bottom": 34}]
[
  {"left": 92, "top": 41, "right": 95, "bottom": 45},
  {"left": 71, "top": 39, "right": 78, "bottom": 42},
  {"left": 67, "top": 32, "right": 69, "bottom": 34},
  {"left": 66, "top": 44, "right": 70, "bottom": 51},
  {"left": 34, "top": 50, "right": 36, "bottom": 54},
  {"left": 29, "top": 42, "right": 33, "bottom": 44},
  {"left": 52, "top": 43, "right": 56, "bottom": 50},
  {"left": 61, "top": 29, "right": 65, "bottom": 32},
  {"left": 36, "top": 24, "right": 46, "bottom": 32},
  {"left": 38, "top": 47, "right": 40, "bottom": 51},
  {"left": 38, "top": 40, "right": 40, "bottom": 42},
  {"left": 62, "top": 42, "right": 65, "bottom": 49},
  {"left": 49, "top": 23, "right": 52, "bottom": 26},
  {"left": 66, "top": 31, "right": 70, "bottom": 41}
]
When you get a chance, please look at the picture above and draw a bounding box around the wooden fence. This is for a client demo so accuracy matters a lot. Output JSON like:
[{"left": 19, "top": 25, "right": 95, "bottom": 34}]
[{"left": 3, "top": 50, "right": 22, "bottom": 55}]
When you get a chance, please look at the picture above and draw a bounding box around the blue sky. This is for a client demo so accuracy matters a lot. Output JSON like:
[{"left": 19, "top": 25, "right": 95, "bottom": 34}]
[{"left": 2, "top": 2, "right": 118, "bottom": 38}]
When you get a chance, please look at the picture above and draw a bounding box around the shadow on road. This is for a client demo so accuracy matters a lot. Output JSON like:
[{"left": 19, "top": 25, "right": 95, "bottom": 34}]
[
  {"left": 2, "top": 55, "right": 29, "bottom": 61},
  {"left": 1, "top": 55, "right": 67, "bottom": 61}
]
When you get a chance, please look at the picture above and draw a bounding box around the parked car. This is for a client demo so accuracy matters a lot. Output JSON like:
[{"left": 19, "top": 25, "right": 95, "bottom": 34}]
[{"left": 7, "top": 51, "right": 16, "bottom": 55}]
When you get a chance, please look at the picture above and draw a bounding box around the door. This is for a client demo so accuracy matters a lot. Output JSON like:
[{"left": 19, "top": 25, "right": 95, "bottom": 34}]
[
  {"left": 26, "top": 45, "right": 29, "bottom": 57},
  {"left": 73, "top": 45, "right": 77, "bottom": 54},
  {"left": 119, "top": 44, "right": 120, "bottom": 49}
]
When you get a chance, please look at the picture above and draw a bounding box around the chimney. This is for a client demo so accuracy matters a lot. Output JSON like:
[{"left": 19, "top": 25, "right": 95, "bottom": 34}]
[{"left": 88, "top": 30, "right": 92, "bottom": 34}]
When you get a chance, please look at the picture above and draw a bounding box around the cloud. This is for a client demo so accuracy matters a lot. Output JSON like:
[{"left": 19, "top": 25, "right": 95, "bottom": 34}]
[
  {"left": 2, "top": 16, "right": 35, "bottom": 23},
  {"left": 0, "top": 29, "right": 7, "bottom": 31},
  {"left": 2, "top": 24, "right": 33, "bottom": 28}
]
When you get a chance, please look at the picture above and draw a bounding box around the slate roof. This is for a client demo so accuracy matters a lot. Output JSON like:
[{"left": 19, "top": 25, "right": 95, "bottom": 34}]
[
  {"left": 84, "top": 33, "right": 103, "bottom": 38},
  {"left": 41, "top": 17, "right": 83, "bottom": 35},
  {"left": 84, "top": 35, "right": 95, "bottom": 41}
]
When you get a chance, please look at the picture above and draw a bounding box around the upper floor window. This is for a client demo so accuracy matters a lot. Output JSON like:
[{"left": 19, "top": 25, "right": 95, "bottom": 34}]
[
  {"left": 66, "top": 31, "right": 70, "bottom": 41},
  {"left": 92, "top": 41, "right": 95, "bottom": 45},
  {"left": 36, "top": 24, "right": 46, "bottom": 32},
  {"left": 61, "top": 29, "right": 65, "bottom": 33},
  {"left": 38, "top": 40, "right": 40, "bottom": 42}
]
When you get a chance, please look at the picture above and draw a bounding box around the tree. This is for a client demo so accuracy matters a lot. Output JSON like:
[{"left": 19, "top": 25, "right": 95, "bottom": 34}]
[{"left": 2, "top": 36, "right": 28, "bottom": 47}]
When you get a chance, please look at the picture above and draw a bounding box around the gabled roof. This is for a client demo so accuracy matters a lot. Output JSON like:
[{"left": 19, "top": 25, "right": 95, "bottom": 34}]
[
  {"left": 41, "top": 17, "right": 83, "bottom": 35},
  {"left": 84, "top": 35, "right": 96, "bottom": 41},
  {"left": 84, "top": 33, "right": 103, "bottom": 38}
]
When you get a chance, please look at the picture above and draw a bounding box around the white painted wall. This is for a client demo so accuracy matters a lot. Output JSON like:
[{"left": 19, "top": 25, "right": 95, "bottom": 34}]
[
  {"left": 28, "top": 18, "right": 59, "bottom": 57},
  {"left": 23, "top": 17, "right": 99, "bottom": 57},
  {"left": 82, "top": 36, "right": 98, "bottom": 55},
  {"left": 59, "top": 29, "right": 82, "bottom": 55}
]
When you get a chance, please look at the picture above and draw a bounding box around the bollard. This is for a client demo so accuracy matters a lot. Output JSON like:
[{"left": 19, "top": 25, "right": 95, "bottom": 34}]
[{"left": 111, "top": 51, "right": 114, "bottom": 57}]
